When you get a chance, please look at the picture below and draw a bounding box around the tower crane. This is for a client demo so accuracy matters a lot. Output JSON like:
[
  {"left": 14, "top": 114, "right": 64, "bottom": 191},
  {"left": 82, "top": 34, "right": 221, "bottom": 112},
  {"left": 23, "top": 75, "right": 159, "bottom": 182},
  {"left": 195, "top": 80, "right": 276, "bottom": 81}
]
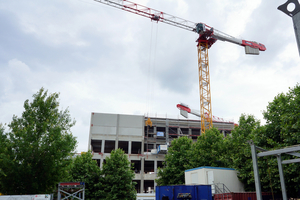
[{"left": 94, "top": 0, "right": 266, "bottom": 133}]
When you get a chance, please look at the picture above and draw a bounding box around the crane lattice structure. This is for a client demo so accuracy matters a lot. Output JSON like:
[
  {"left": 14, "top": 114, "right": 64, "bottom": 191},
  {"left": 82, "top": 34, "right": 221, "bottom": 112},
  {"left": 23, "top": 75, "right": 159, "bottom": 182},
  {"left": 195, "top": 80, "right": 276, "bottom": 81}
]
[{"left": 94, "top": 0, "right": 266, "bottom": 134}]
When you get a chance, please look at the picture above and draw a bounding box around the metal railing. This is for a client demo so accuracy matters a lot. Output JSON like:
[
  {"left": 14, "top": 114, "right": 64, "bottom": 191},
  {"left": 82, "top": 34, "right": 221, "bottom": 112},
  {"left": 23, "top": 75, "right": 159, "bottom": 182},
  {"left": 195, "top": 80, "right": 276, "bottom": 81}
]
[{"left": 214, "top": 183, "right": 231, "bottom": 194}]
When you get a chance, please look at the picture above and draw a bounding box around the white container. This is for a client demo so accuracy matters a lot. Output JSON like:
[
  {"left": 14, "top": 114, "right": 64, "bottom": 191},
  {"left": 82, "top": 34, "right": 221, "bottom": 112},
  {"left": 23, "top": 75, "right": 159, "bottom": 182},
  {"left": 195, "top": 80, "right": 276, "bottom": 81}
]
[
  {"left": 0, "top": 194, "right": 52, "bottom": 200},
  {"left": 185, "top": 166, "right": 244, "bottom": 194},
  {"left": 136, "top": 193, "right": 155, "bottom": 200}
]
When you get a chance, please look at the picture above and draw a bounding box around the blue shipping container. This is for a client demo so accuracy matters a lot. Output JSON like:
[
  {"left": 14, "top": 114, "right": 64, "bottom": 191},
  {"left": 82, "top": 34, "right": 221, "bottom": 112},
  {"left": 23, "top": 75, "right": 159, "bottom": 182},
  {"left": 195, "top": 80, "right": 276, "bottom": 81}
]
[{"left": 156, "top": 185, "right": 212, "bottom": 200}]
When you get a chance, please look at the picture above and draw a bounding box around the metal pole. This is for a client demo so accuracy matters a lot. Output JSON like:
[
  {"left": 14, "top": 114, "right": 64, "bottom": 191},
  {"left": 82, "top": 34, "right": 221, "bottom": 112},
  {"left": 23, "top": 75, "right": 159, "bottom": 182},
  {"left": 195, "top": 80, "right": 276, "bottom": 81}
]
[
  {"left": 278, "top": 0, "right": 300, "bottom": 56},
  {"left": 277, "top": 155, "right": 288, "bottom": 200},
  {"left": 249, "top": 141, "right": 263, "bottom": 200},
  {"left": 58, "top": 186, "right": 61, "bottom": 200}
]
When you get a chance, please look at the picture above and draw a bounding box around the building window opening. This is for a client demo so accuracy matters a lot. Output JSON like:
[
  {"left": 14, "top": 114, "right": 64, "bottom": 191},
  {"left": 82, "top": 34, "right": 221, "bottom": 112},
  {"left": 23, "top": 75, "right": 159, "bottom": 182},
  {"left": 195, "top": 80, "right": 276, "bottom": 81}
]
[
  {"left": 131, "top": 160, "right": 141, "bottom": 173},
  {"left": 131, "top": 142, "right": 142, "bottom": 154},
  {"left": 133, "top": 180, "right": 141, "bottom": 193},
  {"left": 144, "top": 126, "right": 154, "bottom": 136},
  {"left": 223, "top": 130, "right": 231, "bottom": 137},
  {"left": 192, "top": 129, "right": 200, "bottom": 136},
  {"left": 192, "top": 128, "right": 200, "bottom": 140},
  {"left": 118, "top": 141, "right": 129, "bottom": 154},
  {"left": 169, "top": 134, "right": 178, "bottom": 139},
  {"left": 92, "top": 159, "right": 100, "bottom": 167},
  {"left": 144, "top": 143, "right": 154, "bottom": 153},
  {"left": 144, "top": 180, "right": 155, "bottom": 193},
  {"left": 157, "top": 161, "right": 164, "bottom": 169},
  {"left": 180, "top": 128, "right": 189, "bottom": 135},
  {"left": 169, "top": 127, "right": 178, "bottom": 135},
  {"left": 91, "top": 140, "right": 102, "bottom": 153},
  {"left": 144, "top": 161, "right": 154, "bottom": 174},
  {"left": 156, "top": 127, "right": 165, "bottom": 133},
  {"left": 104, "top": 140, "right": 115, "bottom": 153}
]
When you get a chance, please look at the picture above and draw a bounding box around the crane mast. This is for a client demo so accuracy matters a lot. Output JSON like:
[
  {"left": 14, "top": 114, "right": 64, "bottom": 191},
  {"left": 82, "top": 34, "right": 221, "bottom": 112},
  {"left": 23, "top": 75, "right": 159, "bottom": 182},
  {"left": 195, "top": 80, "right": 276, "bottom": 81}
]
[{"left": 95, "top": 0, "right": 266, "bottom": 134}]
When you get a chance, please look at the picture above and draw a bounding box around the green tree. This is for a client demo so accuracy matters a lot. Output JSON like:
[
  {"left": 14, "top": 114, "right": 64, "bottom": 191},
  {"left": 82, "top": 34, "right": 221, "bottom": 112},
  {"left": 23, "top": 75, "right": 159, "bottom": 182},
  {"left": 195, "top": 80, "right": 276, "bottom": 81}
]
[
  {"left": 98, "top": 148, "right": 136, "bottom": 200},
  {"left": 0, "top": 124, "right": 7, "bottom": 178},
  {"left": 189, "top": 127, "right": 228, "bottom": 168},
  {"left": 261, "top": 84, "right": 300, "bottom": 197},
  {"left": 0, "top": 88, "right": 77, "bottom": 195},
  {"left": 69, "top": 151, "right": 102, "bottom": 200},
  {"left": 225, "top": 84, "right": 300, "bottom": 197},
  {"left": 263, "top": 84, "right": 300, "bottom": 146},
  {"left": 225, "top": 114, "right": 262, "bottom": 192},
  {"left": 156, "top": 136, "right": 192, "bottom": 186}
]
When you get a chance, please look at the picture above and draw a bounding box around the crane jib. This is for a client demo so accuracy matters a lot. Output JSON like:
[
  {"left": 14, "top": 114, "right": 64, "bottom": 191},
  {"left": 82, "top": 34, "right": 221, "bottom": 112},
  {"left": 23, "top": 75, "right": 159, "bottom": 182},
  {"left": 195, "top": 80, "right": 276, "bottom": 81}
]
[{"left": 242, "top": 40, "right": 266, "bottom": 51}]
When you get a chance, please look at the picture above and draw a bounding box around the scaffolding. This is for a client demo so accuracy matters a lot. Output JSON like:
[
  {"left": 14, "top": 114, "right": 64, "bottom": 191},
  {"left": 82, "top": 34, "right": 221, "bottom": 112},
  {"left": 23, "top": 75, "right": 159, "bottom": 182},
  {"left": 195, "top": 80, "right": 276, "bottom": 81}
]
[
  {"left": 248, "top": 140, "right": 300, "bottom": 200},
  {"left": 57, "top": 182, "right": 85, "bottom": 200}
]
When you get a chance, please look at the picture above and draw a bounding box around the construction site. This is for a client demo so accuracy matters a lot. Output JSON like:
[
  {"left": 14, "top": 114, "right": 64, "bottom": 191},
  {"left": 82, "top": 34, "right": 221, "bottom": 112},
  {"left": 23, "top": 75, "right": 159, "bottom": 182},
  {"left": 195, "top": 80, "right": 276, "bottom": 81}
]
[
  {"left": 1, "top": 0, "right": 300, "bottom": 199},
  {"left": 88, "top": 112, "right": 235, "bottom": 193},
  {"left": 88, "top": 0, "right": 265, "bottom": 195},
  {"left": 85, "top": 0, "right": 300, "bottom": 199}
]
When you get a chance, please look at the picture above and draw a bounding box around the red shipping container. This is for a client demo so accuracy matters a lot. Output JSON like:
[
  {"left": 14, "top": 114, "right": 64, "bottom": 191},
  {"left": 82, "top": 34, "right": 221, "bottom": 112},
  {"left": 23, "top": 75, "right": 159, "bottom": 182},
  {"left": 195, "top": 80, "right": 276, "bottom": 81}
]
[{"left": 214, "top": 192, "right": 273, "bottom": 200}]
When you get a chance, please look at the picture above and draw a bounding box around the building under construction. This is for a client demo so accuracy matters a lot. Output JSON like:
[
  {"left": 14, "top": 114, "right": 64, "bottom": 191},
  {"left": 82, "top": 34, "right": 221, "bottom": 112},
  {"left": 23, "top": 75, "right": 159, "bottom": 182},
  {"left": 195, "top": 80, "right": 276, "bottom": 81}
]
[{"left": 88, "top": 112, "right": 235, "bottom": 193}]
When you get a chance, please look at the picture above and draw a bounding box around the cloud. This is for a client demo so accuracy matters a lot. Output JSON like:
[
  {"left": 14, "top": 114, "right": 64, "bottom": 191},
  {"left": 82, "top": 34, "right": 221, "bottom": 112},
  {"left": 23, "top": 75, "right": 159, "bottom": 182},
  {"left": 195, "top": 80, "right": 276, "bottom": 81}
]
[{"left": 0, "top": 0, "right": 299, "bottom": 152}]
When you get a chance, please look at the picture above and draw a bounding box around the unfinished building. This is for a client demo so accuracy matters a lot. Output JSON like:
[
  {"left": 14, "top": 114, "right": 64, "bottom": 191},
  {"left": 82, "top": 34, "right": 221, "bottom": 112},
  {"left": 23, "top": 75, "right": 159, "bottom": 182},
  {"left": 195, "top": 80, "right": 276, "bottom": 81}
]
[{"left": 88, "top": 112, "right": 235, "bottom": 193}]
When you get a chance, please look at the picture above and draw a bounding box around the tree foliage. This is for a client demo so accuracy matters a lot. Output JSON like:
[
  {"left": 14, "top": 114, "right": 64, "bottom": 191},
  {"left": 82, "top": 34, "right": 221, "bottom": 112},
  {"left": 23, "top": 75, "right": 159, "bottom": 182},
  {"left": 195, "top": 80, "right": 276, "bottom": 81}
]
[
  {"left": 260, "top": 84, "right": 300, "bottom": 197},
  {"left": 190, "top": 127, "right": 228, "bottom": 168},
  {"left": 0, "top": 88, "right": 77, "bottom": 195},
  {"left": 225, "top": 114, "right": 263, "bottom": 192},
  {"left": 156, "top": 136, "right": 192, "bottom": 186},
  {"left": 69, "top": 151, "right": 101, "bottom": 200},
  {"left": 156, "top": 84, "right": 300, "bottom": 198},
  {"left": 97, "top": 149, "right": 136, "bottom": 200}
]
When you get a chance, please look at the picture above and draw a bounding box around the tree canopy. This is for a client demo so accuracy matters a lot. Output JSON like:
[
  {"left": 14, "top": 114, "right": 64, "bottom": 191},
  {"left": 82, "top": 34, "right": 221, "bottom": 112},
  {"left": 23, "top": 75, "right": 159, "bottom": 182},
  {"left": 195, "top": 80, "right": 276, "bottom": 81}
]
[
  {"left": 98, "top": 149, "right": 136, "bottom": 200},
  {"left": 156, "top": 84, "right": 300, "bottom": 198},
  {"left": 156, "top": 136, "right": 192, "bottom": 186},
  {"left": 69, "top": 151, "right": 101, "bottom": 200},
  {"left": 0, "top": 88, "right": 77, "bottom": 195}
]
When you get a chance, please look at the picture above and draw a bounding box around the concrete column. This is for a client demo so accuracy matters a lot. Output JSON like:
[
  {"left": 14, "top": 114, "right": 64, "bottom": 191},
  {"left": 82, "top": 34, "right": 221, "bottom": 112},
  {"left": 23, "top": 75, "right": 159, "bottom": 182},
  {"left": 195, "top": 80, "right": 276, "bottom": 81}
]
[
  {"left": 154, "top": 159, "right": 158, "bottom": 189},
  {"left": 141, "top": 140, "right": 145, "bottom": 154},
  {"left": 115, "top": 115, "right": 120, "bottom": 150},
  {"left": 141, "top": 157, "right": 145, "bottom": 193},
  {"left": 166, "top": 119, "right": 169, "bottom": 145},
  {"left": 128, "top": 141, "right": 132, "bottom": 154},
  {"left": 101, "top": 140, "right": 105, "bottom": 153}
]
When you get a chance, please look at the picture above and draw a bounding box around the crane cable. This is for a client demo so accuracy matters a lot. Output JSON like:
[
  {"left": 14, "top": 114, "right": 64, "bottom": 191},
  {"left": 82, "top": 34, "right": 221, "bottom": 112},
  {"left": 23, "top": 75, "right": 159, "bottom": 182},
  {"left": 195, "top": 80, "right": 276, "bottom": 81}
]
[{"left": 146, "top": 22, "right": 159, "bottom": 118}]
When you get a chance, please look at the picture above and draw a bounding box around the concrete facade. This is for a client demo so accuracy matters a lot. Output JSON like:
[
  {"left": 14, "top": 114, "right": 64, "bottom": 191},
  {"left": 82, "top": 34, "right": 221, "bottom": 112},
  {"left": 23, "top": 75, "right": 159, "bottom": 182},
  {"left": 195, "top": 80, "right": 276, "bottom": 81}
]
[{"left": 88, "top": 112, "right": 235, "bottom": 193}]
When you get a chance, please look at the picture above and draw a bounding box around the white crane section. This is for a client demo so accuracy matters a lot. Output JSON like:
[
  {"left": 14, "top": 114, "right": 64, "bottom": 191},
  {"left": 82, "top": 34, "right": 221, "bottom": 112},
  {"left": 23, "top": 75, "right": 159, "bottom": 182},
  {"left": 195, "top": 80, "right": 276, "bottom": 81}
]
[
  {"left": 94, "top": 0, "right": 265, "bottom": 133},
  {"left": 94, "top": 0, "right": 266, "bottom": 54}
]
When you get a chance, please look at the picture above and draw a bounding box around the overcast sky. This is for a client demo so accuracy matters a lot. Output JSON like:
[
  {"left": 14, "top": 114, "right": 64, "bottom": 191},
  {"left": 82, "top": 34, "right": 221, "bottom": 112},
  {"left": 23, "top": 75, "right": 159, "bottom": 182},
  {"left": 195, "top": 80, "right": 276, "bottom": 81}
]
[{"left": 0, "top": 0, "right": 299, "bottom": 152}]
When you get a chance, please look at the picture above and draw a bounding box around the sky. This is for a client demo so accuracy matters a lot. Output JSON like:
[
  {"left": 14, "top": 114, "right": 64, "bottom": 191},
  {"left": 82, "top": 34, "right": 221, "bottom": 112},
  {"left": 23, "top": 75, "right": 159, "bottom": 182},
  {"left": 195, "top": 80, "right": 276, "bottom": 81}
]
[{"left": 0, "top": 0, "right": 299, "bottom": 152}]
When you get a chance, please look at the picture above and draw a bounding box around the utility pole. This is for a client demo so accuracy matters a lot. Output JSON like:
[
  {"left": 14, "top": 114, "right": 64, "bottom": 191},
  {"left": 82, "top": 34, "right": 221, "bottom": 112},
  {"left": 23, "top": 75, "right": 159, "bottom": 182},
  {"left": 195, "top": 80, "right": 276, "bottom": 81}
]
[{"left": 278, "top": 0, "right": 300, "bottom": 56}]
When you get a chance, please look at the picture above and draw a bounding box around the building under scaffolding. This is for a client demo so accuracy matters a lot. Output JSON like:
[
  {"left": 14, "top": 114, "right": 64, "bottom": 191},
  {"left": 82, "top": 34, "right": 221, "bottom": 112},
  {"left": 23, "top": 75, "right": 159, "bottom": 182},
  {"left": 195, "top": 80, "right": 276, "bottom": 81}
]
[{"left": 88, "top": 112, "right": 235, "bottom": 193}]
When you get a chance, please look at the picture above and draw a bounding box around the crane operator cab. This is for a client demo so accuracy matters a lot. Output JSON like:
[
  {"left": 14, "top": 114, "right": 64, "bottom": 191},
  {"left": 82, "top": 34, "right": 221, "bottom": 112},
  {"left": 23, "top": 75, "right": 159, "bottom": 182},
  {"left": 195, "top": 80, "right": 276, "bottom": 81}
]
[{"left": 196, "top": 23, "right": 206, "bottom": 34}]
